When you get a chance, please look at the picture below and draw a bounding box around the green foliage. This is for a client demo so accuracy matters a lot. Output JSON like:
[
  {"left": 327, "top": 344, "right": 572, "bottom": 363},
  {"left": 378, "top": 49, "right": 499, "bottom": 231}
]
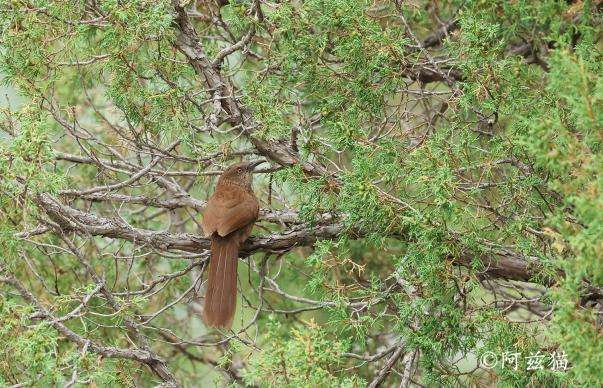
[
  {"left": 0, "top": 108, "right": 63, "bottom": 269},
  {"left": 244, "top": 317, "right": 364, "bottom": 387},
  {"left": 0, "top": 296, "right": 137, "bottom": 386},
  {"left": 522, "top": 49, "right": 602, "bottom": 386},
  {"left": 0, "top": 297, "right": 61, "bottom": 385}
]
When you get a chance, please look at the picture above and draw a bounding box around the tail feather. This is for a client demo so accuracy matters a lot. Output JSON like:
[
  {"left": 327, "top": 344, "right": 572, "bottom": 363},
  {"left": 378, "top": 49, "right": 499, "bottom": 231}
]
[{"left": 203, "top": 235, "right": 239, "bottom": 329}]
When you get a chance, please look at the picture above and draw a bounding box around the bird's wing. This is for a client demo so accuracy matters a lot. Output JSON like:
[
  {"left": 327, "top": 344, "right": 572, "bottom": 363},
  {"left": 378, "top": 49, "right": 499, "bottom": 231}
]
[
  {"left": 216, "top": 197, "right": 259, "bottom": 237},
  {"left": 201, "top": 189, "right": 258, "bottom": 237},
  {"left": 202, "top": 190, "right": 238, "bottom": 237}
]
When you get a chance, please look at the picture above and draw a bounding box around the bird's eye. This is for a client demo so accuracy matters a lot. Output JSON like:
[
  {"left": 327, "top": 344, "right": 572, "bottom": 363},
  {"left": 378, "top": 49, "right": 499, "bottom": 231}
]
[{"left": 237, "top": 168, "right": 243, "bottom": 173}]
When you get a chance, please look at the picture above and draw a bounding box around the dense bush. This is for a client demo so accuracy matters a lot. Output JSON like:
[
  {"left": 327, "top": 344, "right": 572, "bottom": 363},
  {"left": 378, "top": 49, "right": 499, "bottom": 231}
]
[{"left": 0, "top": 1, "right": 600, "bottom": 386}]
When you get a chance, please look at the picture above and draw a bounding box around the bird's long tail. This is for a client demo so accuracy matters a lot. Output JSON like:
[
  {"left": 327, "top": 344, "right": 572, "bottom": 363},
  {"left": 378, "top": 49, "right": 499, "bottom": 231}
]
[{"left": 203, "top": 234, "right": 239, "bottom": 329}]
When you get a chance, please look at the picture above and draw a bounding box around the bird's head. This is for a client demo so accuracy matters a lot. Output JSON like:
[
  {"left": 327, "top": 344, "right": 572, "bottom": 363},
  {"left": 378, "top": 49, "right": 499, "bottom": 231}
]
[{"left": 218, "top": 160, "right": 266, "bottom": 188}]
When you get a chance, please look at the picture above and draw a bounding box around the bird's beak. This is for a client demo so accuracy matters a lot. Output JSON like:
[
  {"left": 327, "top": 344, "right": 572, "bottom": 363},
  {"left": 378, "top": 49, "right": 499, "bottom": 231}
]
[{"left": 249, "top": 160, "right": 267, "bottom": 171}]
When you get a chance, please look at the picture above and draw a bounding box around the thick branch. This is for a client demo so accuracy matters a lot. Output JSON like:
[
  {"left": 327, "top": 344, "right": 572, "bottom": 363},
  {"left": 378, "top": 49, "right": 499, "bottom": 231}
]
[
  {"left": 34, "top": 193, "right": 342, "bottom": 254},
  {"left": 33, "top": 193, "right": 553, "bottom": 286}
]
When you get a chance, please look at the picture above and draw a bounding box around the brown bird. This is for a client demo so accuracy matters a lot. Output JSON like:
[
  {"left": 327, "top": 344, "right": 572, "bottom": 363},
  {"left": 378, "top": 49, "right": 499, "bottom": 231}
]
[{"left": 201, "top": 160, "right": 264, "bottom": 328}]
